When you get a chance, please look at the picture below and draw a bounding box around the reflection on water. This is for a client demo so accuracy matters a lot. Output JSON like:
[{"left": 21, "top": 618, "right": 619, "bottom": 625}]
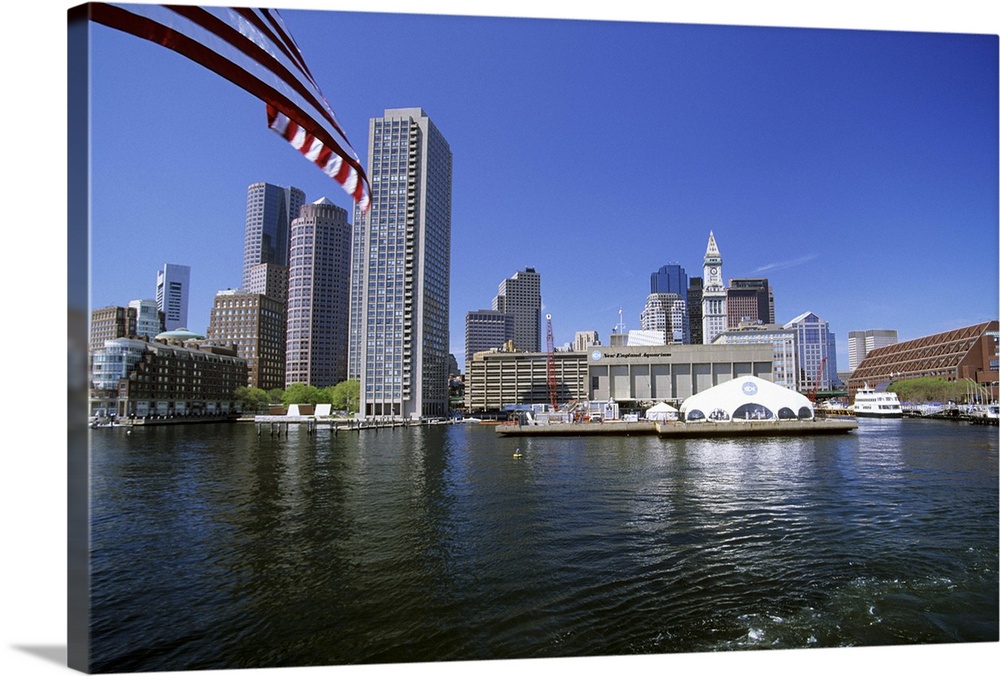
[{"left": 88, "top": 419, "right": 998, "bottom": 671}]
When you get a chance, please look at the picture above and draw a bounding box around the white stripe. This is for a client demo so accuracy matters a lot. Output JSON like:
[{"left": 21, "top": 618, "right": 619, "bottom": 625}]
[
  {"left": 323, "top": 155, "right": 344, "bottom": 178},
  {"left": 268, "top": 111, "right": 289, "bottom": 135},
  {"left": 290, "top": 126, "right": 308, "bottom": 151}
]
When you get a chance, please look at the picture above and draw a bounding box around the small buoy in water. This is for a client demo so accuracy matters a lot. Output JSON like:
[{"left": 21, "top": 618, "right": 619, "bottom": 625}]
[{"left": 513, "top": 447, "right": 522, "bottom": 458}]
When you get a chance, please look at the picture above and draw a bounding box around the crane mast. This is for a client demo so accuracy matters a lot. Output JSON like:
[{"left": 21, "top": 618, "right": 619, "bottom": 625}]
[{"left": 546, "top": 313, "right": 557, "bottom": 409}]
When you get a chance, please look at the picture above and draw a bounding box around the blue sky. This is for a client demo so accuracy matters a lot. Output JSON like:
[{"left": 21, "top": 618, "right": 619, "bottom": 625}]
[{"left": 84, "top": 3, "right": 998, "bottom": 375}]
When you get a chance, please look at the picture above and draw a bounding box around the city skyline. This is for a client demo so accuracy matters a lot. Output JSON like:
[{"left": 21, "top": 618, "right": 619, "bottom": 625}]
[{"left": 84, "top": 3, "right": 997, "bottom": 379}]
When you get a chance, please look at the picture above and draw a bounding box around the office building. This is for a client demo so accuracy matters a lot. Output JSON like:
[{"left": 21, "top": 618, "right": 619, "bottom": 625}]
[
  {"left": 714, "top": 323, "right": 799, "bottom": 390},
  {"left": 89, "top": 305, "right": 137, "bottom": 353},
  {"left": 573, "top": 331, "right": 600, "bottom": 352},
  {"left": 847, "top": 329, "right": 898, "bottom": 371},
  {"left": 348, "top": 108, "right": 453, "bottom": 419},
  {"left": 241, "top": 182, "right": 306, "bottom": 290},
  {"left": 205, "top": 289, "right": 287, "bottom": 391},
  {"left": 155, "top": 263, "right": 190, "bottom": 331},
  {"left": 493, "top": 267, "right": 542, "bottom": 353},
  {"left": 285, "top": 198, "right": 352, "bottom": 388},
  {"left": 726, "top": 278, "right": 774, "bottom": 328},
  {"left": 687, "top": 277, "right": 703, "bottom": 345},
  {"left": 701, "top": 232, "right": 727, "bottom": 344},
  {"left": 465, "top": 309, "right": 515, "bottom": 368},
  {"left": 784, "top": 311, "right": 839, "bottom": 393},
  {"left": 129, "top": 299, "right": 165, "bottom": 339},
  {"left": 640, "top": 292, "right": 689, "bottom": 344}
]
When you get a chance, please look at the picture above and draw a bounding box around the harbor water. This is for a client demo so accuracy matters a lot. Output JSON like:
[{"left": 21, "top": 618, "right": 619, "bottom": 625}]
[{"left": 87, "top": 418, "right": 998, "bottom": 672}]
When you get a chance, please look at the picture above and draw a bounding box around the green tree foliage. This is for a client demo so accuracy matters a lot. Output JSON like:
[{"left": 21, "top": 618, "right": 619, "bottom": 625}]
[
  {"left": 234, "top": 386, "right": 269, "bottom": 412},
  {"left": 282, "top": 382, "right": 324, "bottom": 405},
  {"left": 267, "top": 388, "right": 286, "bottom": 404},
  {"left": 887, "top": 377, "right": 969, "bottom": 403},
  {"left": 331, "top": 380, "right": 360, "bottom": 413}
]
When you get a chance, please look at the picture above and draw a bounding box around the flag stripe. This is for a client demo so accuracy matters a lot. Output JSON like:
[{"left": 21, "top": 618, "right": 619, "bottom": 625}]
[{"left": 89, "top": 3, "right": 370, "bottom": 210}]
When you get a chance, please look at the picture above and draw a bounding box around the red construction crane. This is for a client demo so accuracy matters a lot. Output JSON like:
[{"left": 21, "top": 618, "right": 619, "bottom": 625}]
[
  {"left": 809, "top": 357, "right": 828, "bottom": 403},
  {"left": 546, "top": 313, "right": 558, "bottom": 410}
]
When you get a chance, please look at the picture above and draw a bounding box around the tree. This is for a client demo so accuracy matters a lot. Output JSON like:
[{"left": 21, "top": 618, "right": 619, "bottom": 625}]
[
  {"left": 267, "top": 388, "right": 285, "bottom": 405},
  {"left": 887, "top": 377, "right": 968, "bottom": 403},
  {"left": 331, "top": 380, "right": 360, "bottom": 413},
  {"left": 282, "top": 382, "right": 323, "bottom": 405},
  {"left": 235, "top": 386, "right": 269, "bottom": 413}
]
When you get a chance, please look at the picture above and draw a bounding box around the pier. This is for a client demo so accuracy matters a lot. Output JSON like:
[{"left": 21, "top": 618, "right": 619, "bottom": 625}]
[
  {"left": 495, "top": 418, "right": 858, "bottom": 438},
  {"left": 251, "top": 415, "right": 454, "bottom": 436}
]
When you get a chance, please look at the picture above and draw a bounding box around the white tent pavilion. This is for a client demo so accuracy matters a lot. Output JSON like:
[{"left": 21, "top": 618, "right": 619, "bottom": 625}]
[
  {"left": 644, "top": 401, "right": 679, "bottom": 421},
  {"left": 679, "top": 376, "right": 814, "bottom": 423}
]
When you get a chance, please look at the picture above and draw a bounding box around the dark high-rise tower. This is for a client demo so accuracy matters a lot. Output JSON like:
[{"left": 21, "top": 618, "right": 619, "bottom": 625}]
[
  {"left": 726, "top": 278, "right": 774, "bottom": 327},
  {"left": 241, "top": 182, "right": 305, "bottom": 290}
]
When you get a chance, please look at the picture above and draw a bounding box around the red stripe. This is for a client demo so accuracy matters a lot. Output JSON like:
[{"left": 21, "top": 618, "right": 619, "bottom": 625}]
[
  {"left": 90, "top": 3, "right": 369, "bottom": 198},
  {"left": 315, "top": 145, "right": 334, "bottom": 168}
]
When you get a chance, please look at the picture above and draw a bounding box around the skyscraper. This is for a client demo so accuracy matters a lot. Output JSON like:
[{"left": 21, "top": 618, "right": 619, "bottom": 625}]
[
  {"left": 493, "top": 267, "right": 542, "bottom": 353},
  {"left": 348, "top": 108, "right": 453, "bottom": 419},
  {"left": 687, "top": 277, "right": 704, "bottom": 345},
  {"left": 701, "top": 232, "right": 726, "bottom": 344},
  {"left": 155, "top": 263, "right": 190, "bottom": 330},
  {"left": 285, "top": 198, "right": 352, "bottom": 388},
  {"left": 847, "top": 329, "right": 898, "bottom": 371},
  {"left": 241, "top": 182, "right": 305, "bottom": 290},
  {"left": 785, "top": 311, "right": 839, "bottom": 392}
]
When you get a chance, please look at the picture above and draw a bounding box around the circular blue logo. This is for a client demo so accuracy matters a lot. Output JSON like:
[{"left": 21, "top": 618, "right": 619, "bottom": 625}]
[
  {"left": 591, "top": 349, "right": 603, "bottom": 361},
  {"left": 742, "top": 381, "right": 758, "bottom": 396}
]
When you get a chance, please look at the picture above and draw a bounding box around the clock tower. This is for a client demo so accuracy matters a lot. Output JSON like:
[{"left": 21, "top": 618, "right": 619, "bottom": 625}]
[{"left": 701, "top": 231, "right": 727, "bottom": 344}]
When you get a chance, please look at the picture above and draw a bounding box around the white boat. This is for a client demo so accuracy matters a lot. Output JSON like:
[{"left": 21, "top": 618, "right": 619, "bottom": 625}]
[{"left": 852, "top": 384, "right": 903, "bottom": 418}]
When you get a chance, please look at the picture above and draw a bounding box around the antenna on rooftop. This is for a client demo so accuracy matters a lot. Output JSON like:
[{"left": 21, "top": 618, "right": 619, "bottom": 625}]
[{"left": 614, "top": 306, "right": 626, "bottom": 335}]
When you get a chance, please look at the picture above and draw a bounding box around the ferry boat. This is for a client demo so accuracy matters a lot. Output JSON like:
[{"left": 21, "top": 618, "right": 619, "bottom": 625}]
[{"left": 851, "top": 384, "right": 903, "bottom": 418}]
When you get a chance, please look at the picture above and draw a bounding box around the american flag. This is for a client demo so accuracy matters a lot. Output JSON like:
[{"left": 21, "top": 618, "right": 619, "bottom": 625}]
[{"left": 85, "top": 3, "right": 371, "bottom": 211}]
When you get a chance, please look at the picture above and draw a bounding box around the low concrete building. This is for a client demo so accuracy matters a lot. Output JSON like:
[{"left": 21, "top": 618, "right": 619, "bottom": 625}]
[
  {"left": 464, "top": 343, "right": 773, "bottom": 414},
  {"left": 465, "top": 349, "right": 588, "bottom": 413},
  {"left": 588, "top": 344, "right": 773, "bottom": 405}
]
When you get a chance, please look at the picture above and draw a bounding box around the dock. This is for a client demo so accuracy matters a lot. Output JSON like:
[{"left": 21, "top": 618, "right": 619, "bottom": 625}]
[{"left": 495, "top": 418, "right": 858, "bottom": 438}]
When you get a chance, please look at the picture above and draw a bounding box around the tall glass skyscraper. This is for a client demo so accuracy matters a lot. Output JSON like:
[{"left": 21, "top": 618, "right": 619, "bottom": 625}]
[
  {"left": 348, "top": 108, "right": 453, "bottom": 419},
  {"left": 650, "top": 263, "right": 688, "bottom": 303},
  {"left": 241, "top": 182, "right": 305, "bottom": 290}
]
